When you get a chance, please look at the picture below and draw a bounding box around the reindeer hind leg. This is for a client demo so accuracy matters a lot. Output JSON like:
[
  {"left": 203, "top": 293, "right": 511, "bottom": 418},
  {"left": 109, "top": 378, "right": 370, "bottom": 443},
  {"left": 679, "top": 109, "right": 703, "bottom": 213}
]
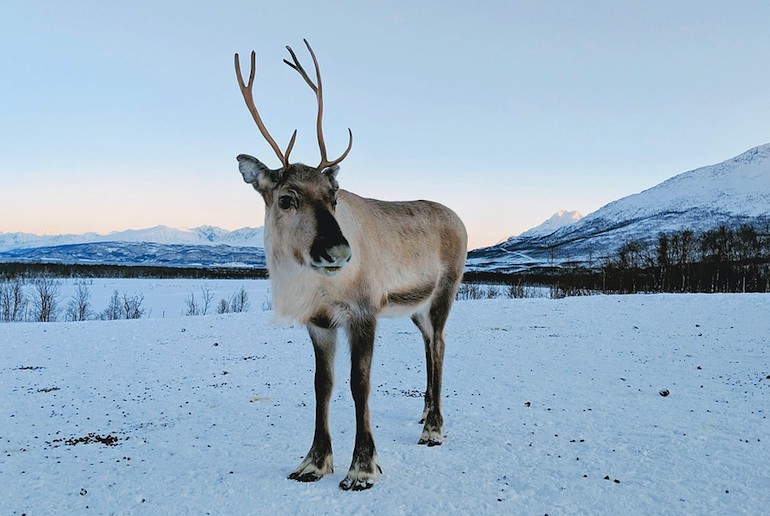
[
  {"left": 414, "top": 281, "right": 455, "bottom": 446},
  {"left": 411, "top": 310, "right": 433, "bottom": 425}
]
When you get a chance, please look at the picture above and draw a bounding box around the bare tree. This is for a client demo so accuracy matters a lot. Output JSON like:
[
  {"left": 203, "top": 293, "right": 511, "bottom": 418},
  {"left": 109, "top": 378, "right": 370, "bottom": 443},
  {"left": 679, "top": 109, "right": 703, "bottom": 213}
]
[
  {"left": 184, "top": 291, "right": 200, "bottom": 316},
  {"left": 507, "top": 281, "right": 526, "bottom": 299},
  {"left": 102, "top": 290, "right": 123, "bottom": 320},
  {"left": 185, "top": 285, "right": 215, "bottom": 316},
  {"left": 456, "top": 282, "right": 483, "bottom": 300},
  {"left": 1, "top": 278, "right": 27, "bottom": 322},
  {"left": 200, "top": 285, "right": 214, "bottom": 315},
  {"left": 66, "top": 280, "right": 93, "bottom": 321},
  {"left": 229, "top": 287, "right": 250, "bottom": 313},
  {"left": 30, "top": 275, "right": 60, "bottom": 322},
  {"left": 122, "top": 292, "right": 146, "bottom": 319},
  {"left": 216, "top": 298, "right": 230, "bottom": 314},
  {"left": 216, "top": 287, "right": 250, "bottom": 314}
]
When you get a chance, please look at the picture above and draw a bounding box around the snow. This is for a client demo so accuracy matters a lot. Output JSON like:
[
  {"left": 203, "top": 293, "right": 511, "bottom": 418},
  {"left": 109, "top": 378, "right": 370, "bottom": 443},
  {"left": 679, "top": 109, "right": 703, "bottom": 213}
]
[
  {"left": 2, "top": 284, "right": 769, "bottom": 514},
  {"left": 0, "top": 225, "right": 265, "bottom": 253},
  {"left": 517, "top": 209, "right": 584, "bottom": 238},
  {"left": 585, "top": 143, "right": 770, "bottom": 223},
  {"left": 53, "top": 278, "right": 272, "bottom": 319}
]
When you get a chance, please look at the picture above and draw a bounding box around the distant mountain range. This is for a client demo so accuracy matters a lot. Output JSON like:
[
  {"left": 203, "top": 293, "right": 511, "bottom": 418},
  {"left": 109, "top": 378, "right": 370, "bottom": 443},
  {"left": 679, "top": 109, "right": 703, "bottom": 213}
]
[
  {"left": 0, "top": 226, "right": 266, "bottom": 269},
  {"left": 468, "top": 143, "right": 770, "bottom": 273},
  {"left": 3, "top": 144, "right": 769, "bottom": 273},
  {"left": 0, "top": 225, "right": 264, "bottom": 252}
]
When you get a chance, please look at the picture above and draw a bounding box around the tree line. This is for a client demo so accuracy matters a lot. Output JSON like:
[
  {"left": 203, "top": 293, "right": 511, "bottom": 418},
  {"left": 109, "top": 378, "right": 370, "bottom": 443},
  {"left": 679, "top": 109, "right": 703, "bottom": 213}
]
[
  {"left": 463, "top": 223, "right": 770, "bottom": 295},
  {"left": 0, "top": 262, "right": 267, "bottom": 280},
  {"left": 600, "top": 224, "right": 770, "bottom": 293}
]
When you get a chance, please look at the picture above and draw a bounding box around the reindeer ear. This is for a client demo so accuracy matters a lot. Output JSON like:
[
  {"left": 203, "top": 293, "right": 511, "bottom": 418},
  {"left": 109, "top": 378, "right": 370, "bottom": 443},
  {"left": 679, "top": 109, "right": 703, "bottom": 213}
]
[
  {"left": 321, "top": 165, "right": 340, "bottom": 190},
  {"left": 321, "top": 164, "right": 340, "bottom": 180},
  {"left": 237, "top": 154, "right": 280, "bottom": 192}
]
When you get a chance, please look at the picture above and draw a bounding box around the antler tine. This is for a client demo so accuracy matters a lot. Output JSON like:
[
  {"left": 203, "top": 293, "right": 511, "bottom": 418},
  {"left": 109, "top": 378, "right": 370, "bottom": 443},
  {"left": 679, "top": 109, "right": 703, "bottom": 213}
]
[
  {"left": 283, "top": 46, "right": 317, "bottom": 93},
  {"left": 323, "top": 128, "right": 353, "bottom": 169},
  {"left": 234, "top": 51, "right": 294, "bottom": 168},
  {"left": 284, "top": 39, "right": 353, "bottom": 171}
]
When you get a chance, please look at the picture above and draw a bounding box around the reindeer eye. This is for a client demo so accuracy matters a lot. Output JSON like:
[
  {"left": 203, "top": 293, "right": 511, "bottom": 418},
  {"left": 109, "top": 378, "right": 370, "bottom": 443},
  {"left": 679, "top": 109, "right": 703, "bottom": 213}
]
[{"left": 277, "top": 195, "right": 294, "bottom": 210}]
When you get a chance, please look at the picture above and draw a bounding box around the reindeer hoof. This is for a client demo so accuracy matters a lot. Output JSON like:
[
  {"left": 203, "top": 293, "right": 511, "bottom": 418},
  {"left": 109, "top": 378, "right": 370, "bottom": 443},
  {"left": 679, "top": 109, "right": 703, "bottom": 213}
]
[
  {"left": 288, "top": 451, "right": 333, "bottom": 483},
  {"left": 418, "top": 436, "right": 444, "bottom": 446},
  {"left": 418, "top": 425, "right": 444, "bottom": 446},
  {"left": 339, "top": 476, "right": 375, "bottom": 491},
  {"left": 288, "top": 471, "right": 324, "bottom": 483},
  {"left": 339, "top": 463, "right": 381, "bottom": 491}
]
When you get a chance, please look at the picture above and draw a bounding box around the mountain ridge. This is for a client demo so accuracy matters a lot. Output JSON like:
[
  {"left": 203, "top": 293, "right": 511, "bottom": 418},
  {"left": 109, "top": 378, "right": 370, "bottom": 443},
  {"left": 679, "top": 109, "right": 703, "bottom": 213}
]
[
  {"left": 517, "top": 209, "right": 584, "bottom": 239},
  {"left": 468, "top": 143, "right": 770, "bottom": 273},
  {"left": 0, "top": 225, "right": 264, "bottom": 253}
]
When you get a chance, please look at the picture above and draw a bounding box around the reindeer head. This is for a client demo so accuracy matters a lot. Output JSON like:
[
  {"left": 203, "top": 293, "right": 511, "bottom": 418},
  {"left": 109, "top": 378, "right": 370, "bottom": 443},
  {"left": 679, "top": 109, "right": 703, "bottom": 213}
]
[{"left": 235, "top": 41, "right": 352, "bottom": 275}]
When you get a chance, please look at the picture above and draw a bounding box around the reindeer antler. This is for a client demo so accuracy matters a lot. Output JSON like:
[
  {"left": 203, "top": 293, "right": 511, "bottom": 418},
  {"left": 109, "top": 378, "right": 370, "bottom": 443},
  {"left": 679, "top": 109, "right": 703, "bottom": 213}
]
[
  {"left": 234, "top": 51, "right": 297, "bottom": 169},
  {"left": 284, "top": 39, "right": 353, "bottom": 171}
]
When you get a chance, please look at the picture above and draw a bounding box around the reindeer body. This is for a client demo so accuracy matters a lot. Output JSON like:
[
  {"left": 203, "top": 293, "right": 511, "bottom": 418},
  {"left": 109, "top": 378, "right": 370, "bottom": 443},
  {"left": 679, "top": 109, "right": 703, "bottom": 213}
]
[
  {"left": 267, "top": 188, "right": 466, "bottom": 324},
  {"left": 234, "top": 41, "right": 466, "bottom": 491}
]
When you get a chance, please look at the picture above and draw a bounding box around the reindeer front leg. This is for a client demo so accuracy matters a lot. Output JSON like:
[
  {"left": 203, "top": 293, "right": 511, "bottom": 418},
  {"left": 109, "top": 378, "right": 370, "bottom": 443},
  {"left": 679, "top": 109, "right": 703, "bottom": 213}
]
[
  {"left": 339, "top": 314, "right": 381, "bottom": 491},
  {"left": 289, "top": 324, "right": 337, "bottom": 482}
]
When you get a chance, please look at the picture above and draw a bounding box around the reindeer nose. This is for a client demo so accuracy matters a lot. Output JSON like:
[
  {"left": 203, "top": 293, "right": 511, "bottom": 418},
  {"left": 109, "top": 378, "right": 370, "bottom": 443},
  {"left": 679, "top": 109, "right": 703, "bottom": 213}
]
[
  {"left": 311, "top": 242, "right": 351, "bottom": 275},
  {"left": 327, "top": 243, "right": 352, "bottom": 264},
  {"left": 310, "top": 206, "right": 351, "bottom": 275}
]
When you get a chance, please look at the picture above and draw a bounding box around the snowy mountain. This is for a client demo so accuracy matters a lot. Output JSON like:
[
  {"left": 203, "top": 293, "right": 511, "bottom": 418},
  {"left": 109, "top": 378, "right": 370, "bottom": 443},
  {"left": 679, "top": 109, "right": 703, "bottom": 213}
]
[
  {"left": 517, "top": 210, "right": 584, "bottom": 238},
  {"left": 0, "top": 225, "right": 263, "bottom": 252},
  {"left": 468, "top": 143, "right": 770, "bottom": 273},
  {"left": 0, "top": 241, "right": 266, "bottom": 269},
  {"left": 0, "top": 226, "right": 265, "bottom": 269}
]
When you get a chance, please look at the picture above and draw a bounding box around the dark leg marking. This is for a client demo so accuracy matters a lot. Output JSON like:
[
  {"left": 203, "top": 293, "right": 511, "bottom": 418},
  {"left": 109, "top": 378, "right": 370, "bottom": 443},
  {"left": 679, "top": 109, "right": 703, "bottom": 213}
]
[
  {"left": 413, "top": 276, "right": 458, "bottom": 446},
  {"left": 339, "top": 312, "right": 381, "bottom": 491},
  {"left": 411, "top": 311, "right": 434, "bottom": 425},
  {"left": 289, "top": 324, "right": 337, "bottom": 482}
]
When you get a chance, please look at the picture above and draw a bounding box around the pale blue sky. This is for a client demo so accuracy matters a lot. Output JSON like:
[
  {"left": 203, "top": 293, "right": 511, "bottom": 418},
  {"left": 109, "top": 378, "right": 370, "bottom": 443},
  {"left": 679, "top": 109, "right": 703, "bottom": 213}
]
[{"left": 1, "top": 1, "right": 769, "bottom": 248}]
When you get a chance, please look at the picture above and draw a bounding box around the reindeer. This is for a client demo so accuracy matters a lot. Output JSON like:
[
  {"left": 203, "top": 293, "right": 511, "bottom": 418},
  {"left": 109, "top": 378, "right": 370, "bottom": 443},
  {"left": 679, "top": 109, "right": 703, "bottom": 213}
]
[{"left": 234, "top": 40, "right": 467, "bottom": 491}]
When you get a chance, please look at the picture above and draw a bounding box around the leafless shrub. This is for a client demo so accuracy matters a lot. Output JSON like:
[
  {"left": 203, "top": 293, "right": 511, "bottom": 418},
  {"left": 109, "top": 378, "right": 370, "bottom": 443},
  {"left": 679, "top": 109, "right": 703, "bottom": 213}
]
[
  {"left": 261, "top": 288, "right": 272, "bottom": 311},
  {"left": 101, "top": 290, "right": 145, "bottom": 320},
  {"left": 549, "top": 284, "right": 594, "bottom": 299},
  {"left": 456, "top": 282, "right": 484, "bottom": 300},
  {"left": 122, "top": 292, "right": 145, "bottom": 319},
  {"left": 102, "top": 290, "right": 123, "bottom": 320},
  {"left": 1, "top": 278, "right": 27, "bottom": 322},
  {"left": 229, "top": 286, "right": 250, "bottom": 313},
  {"left": 216, "top": 298, "right": 230, "bottom": 314},
  {"left": 184, "top": 292, "right": 200, "bottom": 316},
  {"left": 200, "top": 285, "right": 214, "bottom": 315},
  {"left": 66, "top": 280, "right": 94, "bottom": 321},
  {"left": 216, "top": 286, "right": 250, "bottom": 314},
  {"left": 507, "top": 282, "right": 526, "bottom": 299},
  {"left": 30, "top": 275, "right": 61, "bottom": 322},
  {"left": 186, "top": 285, "right": 215, "bottom": 316}
]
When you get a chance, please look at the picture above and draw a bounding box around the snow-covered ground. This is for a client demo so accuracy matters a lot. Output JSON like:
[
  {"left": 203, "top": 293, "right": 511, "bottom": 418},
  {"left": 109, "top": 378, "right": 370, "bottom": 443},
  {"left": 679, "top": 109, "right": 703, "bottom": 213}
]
[
  {"left": 54, "top": 278, "right": 273, "bottom": 319},
  {"left": 2, "top": 291, "right": 768, "bottom": 514}
]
